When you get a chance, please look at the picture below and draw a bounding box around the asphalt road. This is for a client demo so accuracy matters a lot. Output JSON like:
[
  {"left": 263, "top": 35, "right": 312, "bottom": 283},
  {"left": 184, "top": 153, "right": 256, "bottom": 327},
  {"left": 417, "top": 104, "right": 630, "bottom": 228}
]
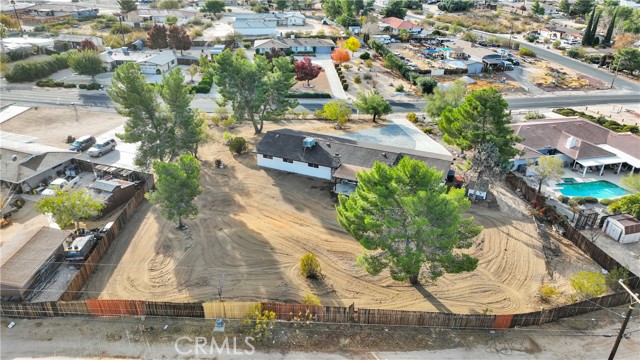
[
  {"left": 473, "top": 31, "right": 640, "bottom": 92},
  {"left": 1, "top": 89, "right": 638, "bottom": 114}
]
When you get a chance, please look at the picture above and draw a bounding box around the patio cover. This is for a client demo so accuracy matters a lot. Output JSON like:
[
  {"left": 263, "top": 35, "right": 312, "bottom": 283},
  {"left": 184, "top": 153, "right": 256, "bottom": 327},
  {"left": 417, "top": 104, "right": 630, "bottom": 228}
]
[{"left": 597, "top": 144, "right": 640, "bottom": 168}]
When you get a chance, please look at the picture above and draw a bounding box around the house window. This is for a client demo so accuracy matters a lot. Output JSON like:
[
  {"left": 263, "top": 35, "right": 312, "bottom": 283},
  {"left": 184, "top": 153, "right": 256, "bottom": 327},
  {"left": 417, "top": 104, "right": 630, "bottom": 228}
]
[
  {"left": 308, "top": 163, "right": 319, "bottom": 168},
  {"left": 262, "top": 154, "right": 273, "bottom": 159},
  {"left": 283, "top": 158, "right": 293, "bottom": 163}
]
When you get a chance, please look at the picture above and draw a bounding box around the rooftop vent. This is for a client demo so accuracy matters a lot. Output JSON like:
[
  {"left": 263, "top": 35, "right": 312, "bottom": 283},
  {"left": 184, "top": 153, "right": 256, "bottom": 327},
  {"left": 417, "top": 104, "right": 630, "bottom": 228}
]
[
  {"left": 382, "top": 152, "right": 387, "bottom": 158},
  {"left": 303, "top": 137, "right": 316, "bottom": 149},
  {"left": 566, "top": 136, "right": 576, "bottom": 149}
]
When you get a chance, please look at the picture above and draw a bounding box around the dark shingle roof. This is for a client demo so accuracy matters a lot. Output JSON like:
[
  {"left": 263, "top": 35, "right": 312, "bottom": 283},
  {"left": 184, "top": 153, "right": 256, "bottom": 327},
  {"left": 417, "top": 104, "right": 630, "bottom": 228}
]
[{"left": 256, "top": 129, "right": 452, "bottom": 174}]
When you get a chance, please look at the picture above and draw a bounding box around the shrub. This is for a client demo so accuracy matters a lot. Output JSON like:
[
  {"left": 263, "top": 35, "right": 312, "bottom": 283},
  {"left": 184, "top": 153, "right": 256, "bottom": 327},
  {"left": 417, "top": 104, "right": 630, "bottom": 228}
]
[
  {"left": 539, "top": 284, "right": 560, "bottom": 303},
  {"left": 354, "top": 76, "right": 362, "bottom": 84},
  {"left": 302, "top": 293, "right": 321, "bottom": 306},
  {"left": 605, "top": 266, "right": 629, "bottom": 292},
  {"left": 63, "top": 83, "right": 77, "bottom": 88},
  {"left": 519, "top": 47, "right": 537, "bottom": 57},
  {"left": 359, "top": 52, "right": 370, "bottom": 60},
  {"left": 192, "top": 74, "right": 213, "bottom": 94},
  {"left": 286, "top": 92, "right": 331, "bottom": 98},
  {"left": 524, "top": 111, "right": 545, "bottom": 120},
  {"left": 362, "top": 73, "right": 372, "bottom": 80},
  {"left": 566, "top": 47, "right": 585, "bottom": 59},
  {"left": 414, "top": 76, "right": 437, "bottom": 94},
  {"left": 110, "top": 23, "right": 133, "bottom": 35},
  {"left": 86, "top": 83, "right": 102, "bottom": 90},
  {"left": 241, "top": 304, "right": 276, "bottom": 343},
  {"left": 222, "top": 131, "right": 234, "bottom": 145},
  {"left": 525, "top": 34, "right": 538, "bottom": 43},
  {"left": 78, "top": 83, "right": 88, "bottom": 89},
  {"left": 557, "top": 195, "right": 567, "bottom": 203},
  {"left": 583, "top": 196, "right": 598, "bottom": 204},
  {"left": 228, "top": 136, "right": 247, "bottom": 155},
  {"left": 552, "top": 40, "right": 561, "bottom": 49},
  {"left": 599, "top": 198, "right": 615, "bottom": 206},
  {"left": 406, "top": 112, "right": 417, "bottom": 123},
  {"left": 300, "top": 253, "right": 322, "bottom": 279},
  {"left": 5, "top": 54, "right": 69, "bottom": 83},
  {"left": 343, "top": 83, "right": 348, "bottom": 91},
  {"left": 570, "top": 271, "right": 607, "bottom": 300},
  {"left": 342, "top": 64, "right": 351, "bottom": 70},
  {"left": 395, "top": 84, "right": 404, "bottom": 92}
]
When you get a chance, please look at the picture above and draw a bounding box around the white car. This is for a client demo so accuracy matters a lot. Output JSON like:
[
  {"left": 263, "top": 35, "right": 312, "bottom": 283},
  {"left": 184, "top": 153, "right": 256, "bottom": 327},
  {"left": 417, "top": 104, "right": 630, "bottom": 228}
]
[
  {"left": 88, "top": 138, "right": 117, "bottom": 157},
  {"left": 41, "top": 177, "right": 79, "bottom": 196}
]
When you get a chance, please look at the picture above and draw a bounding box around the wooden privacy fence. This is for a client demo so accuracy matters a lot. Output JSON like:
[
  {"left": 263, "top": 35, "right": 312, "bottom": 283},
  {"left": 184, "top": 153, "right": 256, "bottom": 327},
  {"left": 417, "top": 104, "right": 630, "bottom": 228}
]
[
  {"left": 59, "top": 189, "right": 147, "bottom": 301},
  {"left": 203, "top": 302, "right": 258, "bottom": 319}
]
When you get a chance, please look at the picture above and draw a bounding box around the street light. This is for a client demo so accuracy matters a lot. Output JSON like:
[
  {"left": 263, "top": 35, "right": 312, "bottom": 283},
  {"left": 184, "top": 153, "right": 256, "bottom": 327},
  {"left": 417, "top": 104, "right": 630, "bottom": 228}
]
[{"left": 10, "top": 0, "right": 24, "bottom": 36}]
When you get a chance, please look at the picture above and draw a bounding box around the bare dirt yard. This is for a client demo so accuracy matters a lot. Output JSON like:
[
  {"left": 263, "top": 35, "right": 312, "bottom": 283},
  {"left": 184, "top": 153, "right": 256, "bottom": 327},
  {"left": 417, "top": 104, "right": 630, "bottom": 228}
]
[{"left": 83, "top": 118, "right": 601, "bottom": 314}]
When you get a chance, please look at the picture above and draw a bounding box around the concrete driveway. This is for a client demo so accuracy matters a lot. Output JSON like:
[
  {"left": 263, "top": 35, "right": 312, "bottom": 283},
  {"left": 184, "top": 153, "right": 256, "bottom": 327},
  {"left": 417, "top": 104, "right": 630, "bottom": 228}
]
[
  {"left": 311, "top": 55, "right": 348, "bottom": 100},
  {"left": 76, "top": 124, "right": 139, "bottom": 171}
]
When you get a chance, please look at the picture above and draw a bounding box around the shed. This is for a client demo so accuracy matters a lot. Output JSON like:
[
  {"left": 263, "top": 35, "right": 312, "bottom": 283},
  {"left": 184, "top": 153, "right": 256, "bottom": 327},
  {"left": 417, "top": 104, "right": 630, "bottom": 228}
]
[
  {"left": 603, "top": 214, "right": 640, "bottom": 244},
  {"left": 0, "top": 226, "right": 69, "bottom": 300}
]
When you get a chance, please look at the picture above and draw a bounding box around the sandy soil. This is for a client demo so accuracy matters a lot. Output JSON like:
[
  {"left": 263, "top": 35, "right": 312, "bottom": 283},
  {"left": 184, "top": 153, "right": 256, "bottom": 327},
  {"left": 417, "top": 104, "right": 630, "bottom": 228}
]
[
  {"left": 0, "top": 107, "right": 126, "bottom": 148},
  {"left": 83, "top": 119, "right": 600, "bottom": 314}
]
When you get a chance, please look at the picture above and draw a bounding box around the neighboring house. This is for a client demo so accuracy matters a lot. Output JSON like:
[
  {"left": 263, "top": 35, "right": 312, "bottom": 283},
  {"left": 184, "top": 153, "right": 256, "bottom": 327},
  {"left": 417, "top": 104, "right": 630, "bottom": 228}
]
[
  {"left": 619, "top": 0, "right": 640, "bottom": 9},
  {"left": 126, "top": 9, "right": 198, "bottom": 24},
  {"left": 233, "top": 20, "right": 277, "bottom": 37},
  {"left": 254, "top": 37, "right": 336, "bottom": 54},
  {"left": 510, "top": 117, "right": 640, "bottom": 177},
  {"left": 603, "top": 214, "right": 640, "bottom": 244},
  {"left": 540, "top": 26, "right": 582, "bottom": 41},
  {"left": 88, "top": 179, "right": 137, "bottom": 216},
  {"left": 55, "top": 34, "right": 104, "bottom": 49},
  {"left": 100, "top": 48, "right": 178, "bottom": 74},
  {"left": 1, "top": 132, "right": 78, "bottom": 193},
  {"left": 234, "top": 11, "right": 306, "bottom": 26},
  {"left": 0, "top": 226, "right": 70, "bottom": 300},
  {"left": 379, "top": 17, "right": 422, "bottom": 35},
  {"left": 255, "top": 129, "right": 453, "bottom": 196},
  {"left": 25, "top": 4, "right": 99, "bottom": 19}
]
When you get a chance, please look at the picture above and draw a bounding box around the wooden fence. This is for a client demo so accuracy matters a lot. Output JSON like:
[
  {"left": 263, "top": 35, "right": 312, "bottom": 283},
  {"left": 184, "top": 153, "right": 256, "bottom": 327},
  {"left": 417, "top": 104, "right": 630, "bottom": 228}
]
[
  {"left": 59, "top": 189, "right": 147, "bottom": 301},
  {"left": 2, "top": 173, "right": 637, "bottom": 329}
]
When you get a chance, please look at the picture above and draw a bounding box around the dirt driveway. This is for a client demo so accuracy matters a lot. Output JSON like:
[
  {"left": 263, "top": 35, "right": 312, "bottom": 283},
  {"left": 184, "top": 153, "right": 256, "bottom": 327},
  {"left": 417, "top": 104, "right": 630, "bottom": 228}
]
[{"left": 83, "top": 120, "right": 600, "bottom": 314}]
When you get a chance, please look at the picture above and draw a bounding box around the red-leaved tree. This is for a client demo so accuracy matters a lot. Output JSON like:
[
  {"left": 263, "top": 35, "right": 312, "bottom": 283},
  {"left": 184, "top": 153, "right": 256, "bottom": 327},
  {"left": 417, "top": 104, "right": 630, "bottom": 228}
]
[
  {"left": 78, "top": 39, "right": 98, "bottom": 52},
  {"left": 147, "top": 24, "right": 168, "bottom": 49},
  {"left": 167, "top": 25, "right": 192, "bottom": 54},
  {"left": 294, "top": 56, "right": 321, "bottom": 87},
  {"left": 331, "top": 48, "right": 350, "bottom": 64}
]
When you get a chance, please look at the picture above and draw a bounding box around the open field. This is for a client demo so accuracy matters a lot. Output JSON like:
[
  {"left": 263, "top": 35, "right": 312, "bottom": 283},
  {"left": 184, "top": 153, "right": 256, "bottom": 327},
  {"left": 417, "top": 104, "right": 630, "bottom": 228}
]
[{"left": 82, "top": 119, "right": 601, "bottom": 313}]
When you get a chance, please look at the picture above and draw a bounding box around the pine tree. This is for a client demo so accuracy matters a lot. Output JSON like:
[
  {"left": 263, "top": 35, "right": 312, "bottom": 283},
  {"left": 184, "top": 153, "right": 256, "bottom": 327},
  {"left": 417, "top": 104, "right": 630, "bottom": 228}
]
[
  {"left": 558, "top": 0, "right": 571, "bottom": 14},
  {"left": 603, "top": 10, "right": 617, "bottom": 46}
]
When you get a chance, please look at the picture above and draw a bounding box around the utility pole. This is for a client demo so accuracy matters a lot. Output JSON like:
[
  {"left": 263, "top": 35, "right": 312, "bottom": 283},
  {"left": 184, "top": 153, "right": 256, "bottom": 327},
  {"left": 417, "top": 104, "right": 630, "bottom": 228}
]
[
  {"left": 609, "top": 57, "right": 622, "bottom": 89},
  {"left": 10, "top": 0, "right": 24, "bottom": 36},
  {"left": 118, "top": 15, "right": 126, "bottom": 45},
  {"left": 608, "top": 280, "right": 639, "bottom": 360}
]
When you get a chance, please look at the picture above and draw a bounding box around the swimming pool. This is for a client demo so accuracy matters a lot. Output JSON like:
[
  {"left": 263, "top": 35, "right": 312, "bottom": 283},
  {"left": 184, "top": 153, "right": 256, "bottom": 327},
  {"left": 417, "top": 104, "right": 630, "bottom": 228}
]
[{"left": 556, "top": 180, "right": 630, "bottom": 199}]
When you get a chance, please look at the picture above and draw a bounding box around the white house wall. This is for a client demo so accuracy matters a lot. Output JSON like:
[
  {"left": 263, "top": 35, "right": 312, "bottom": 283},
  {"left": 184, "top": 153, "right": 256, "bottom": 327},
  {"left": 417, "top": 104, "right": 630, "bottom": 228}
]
[{"left": 257, "top": 155, "right": 332, "bottom": 180}]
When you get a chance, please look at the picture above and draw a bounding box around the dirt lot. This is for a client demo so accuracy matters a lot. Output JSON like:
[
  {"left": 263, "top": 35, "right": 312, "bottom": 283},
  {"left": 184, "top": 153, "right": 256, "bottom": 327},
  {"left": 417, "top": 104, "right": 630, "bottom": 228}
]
[
  {"left": 81, "top": 118, "right": 601, "bottom": 314},
  {"left": 0, "top": 107, "right": 126, "bottom": 148},
  {"left": 528, "top": 60, "right": 608, "bottom": 91}
]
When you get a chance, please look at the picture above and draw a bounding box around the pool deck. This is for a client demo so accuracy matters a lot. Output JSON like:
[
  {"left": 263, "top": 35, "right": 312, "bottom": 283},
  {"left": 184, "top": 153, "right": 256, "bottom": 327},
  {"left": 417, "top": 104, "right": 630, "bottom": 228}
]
[{"left": 545, "top": 168, "right": 634, "bottom": 201}]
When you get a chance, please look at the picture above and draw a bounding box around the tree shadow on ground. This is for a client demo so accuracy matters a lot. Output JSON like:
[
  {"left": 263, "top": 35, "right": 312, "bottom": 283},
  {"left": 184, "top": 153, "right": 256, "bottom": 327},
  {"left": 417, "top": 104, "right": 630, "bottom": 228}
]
[{"left": 414, "top": 284, "right": 452, "bottom": 313}]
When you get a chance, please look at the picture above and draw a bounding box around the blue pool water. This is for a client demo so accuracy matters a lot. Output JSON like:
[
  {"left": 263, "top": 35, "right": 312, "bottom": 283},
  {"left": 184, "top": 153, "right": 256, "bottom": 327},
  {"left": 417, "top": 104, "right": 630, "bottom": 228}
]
[{"left": 557, "top": 180, "right": 630, "bottom": 199}]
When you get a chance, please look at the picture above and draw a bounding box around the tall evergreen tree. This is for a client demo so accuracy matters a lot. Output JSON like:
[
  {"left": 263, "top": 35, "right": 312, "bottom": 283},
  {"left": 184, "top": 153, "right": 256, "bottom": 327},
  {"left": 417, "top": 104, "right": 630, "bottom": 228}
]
[
  {"left": 571, "top": 0, "right": 595, "bottom": 17},
  {"left": 588, "top": 10, "right": 602, "bottom": 45},
  {"left": 582, "top": 6, "right": 597, "bottom": 46},
  {"left": 603, "top": 10, "right": 617, "bottom": 46},
  {"left": 558, "top": 0, "right": 571, "bottom": 14},
  {"left": 437, "top": 87, "right": 521, "bottom": 161}
]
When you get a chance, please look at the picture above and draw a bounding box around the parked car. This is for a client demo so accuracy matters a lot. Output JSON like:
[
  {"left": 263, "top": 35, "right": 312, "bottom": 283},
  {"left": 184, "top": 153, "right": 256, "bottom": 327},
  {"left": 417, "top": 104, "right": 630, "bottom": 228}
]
[
  {"left": 562, "top": 38, "right": 580, "bottom": 45},
  {"left": 502, "top": 61, "right": 514, "bottom": 70},
  {"left": 41, "top": 176, "right": 80, "bottom": 196},
  {"left": 88, "top": 138, "right": 117, "bottom": 157},
  {"left": 68, "top": 135, "right": 96, "bottom": 152},
  {"left": 505, "top": 57, "right": 520, "bottom": 66},
  {"left": 478, "top": 40, "right": 487, "bottom": 46}
]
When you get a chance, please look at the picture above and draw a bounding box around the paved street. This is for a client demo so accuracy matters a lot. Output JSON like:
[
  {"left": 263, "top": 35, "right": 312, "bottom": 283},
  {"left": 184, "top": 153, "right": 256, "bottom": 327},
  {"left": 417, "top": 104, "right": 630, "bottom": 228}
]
[{"left": 473, "top": 31, "right": 640, "bottom": 92}]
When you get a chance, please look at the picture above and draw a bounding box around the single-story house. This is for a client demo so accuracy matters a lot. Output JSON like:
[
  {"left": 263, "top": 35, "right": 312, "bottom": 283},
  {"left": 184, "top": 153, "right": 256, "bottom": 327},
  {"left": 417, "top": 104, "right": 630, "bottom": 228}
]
[
  {"left": 233, "top": 20, "right": 277, "bottom": 37},
  {"left": 0, "top": 226, "right": 69, "bottom": 300},
  {"left": 25, "top": 4, "right": 98, "bottom": 20},
  {"left": 540, "top": 26, "right": 582, "bottom": 41},
  {"left": 55, "top": 34, "right": 103, "bottom": 49},
  {"left": 1, "top": 133, "right": 78, "bottom": 193},
  {"left": 234, "top": 11, "right": 306, "bottom": 26},
  {"left": 255, "top": 129, "right": 453, "bottom": 196},
  {"left": 510, "top": 117, "right": 640, "bottom": 178},
  {"left": 88, "top": 179, "right": 137, "bottom": 215},
  {"left": 254, "top": 38, "right": 336, "bottom": 54},
  {"left": 603, "top": 214, "right": 640, "bottom": 244},
  {"left": 100, "top": 48, "right": 178, "bottom": 74},
  {"left": 379, "top": 17, "right": 422, "bottom": 35},
  {"left": 126, "top": 9, "right": 198, "bottom": 25}
]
